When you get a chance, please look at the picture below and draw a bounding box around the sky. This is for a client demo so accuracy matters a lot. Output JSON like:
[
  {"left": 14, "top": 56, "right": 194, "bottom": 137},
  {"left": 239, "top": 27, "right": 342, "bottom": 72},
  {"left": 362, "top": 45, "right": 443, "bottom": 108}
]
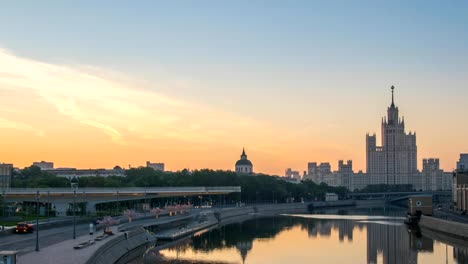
[{"left": 0, "top": 1, "right": 467, "bottom": 174}]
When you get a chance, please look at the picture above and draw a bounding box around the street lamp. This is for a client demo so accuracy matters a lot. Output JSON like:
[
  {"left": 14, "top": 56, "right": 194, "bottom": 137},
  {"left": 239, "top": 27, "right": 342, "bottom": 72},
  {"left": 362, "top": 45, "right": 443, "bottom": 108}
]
[
  {"left": 2, "top": 189, "right": 5, "bottom": 231},
  {"left": 35, "top": 190, "right": 40, "bottom": 251},
  {"left": 70, "top": 176, "right": 78, "bottom": 239},
  {"left": 47, "top": 191, "right": 50, "bottom": 223}
]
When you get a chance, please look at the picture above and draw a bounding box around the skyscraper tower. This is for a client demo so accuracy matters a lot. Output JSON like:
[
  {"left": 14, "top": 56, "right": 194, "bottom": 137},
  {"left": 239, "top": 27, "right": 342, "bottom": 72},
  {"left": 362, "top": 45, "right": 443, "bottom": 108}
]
[{"left": 366, "top": 86, "right": 417, "bottom": 185}]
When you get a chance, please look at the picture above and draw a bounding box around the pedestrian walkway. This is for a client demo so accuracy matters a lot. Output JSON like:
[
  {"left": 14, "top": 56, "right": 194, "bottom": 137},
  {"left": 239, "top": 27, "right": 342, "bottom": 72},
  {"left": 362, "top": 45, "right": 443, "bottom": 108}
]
[{"left": 18, "top": 226, "right": 119, "bottom": 264}]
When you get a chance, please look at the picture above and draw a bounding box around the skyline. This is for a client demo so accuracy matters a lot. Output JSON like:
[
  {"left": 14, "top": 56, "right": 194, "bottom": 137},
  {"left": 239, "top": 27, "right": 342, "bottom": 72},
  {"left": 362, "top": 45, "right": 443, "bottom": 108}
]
[{"left": 1, "top": 2, "right": 468, "bottom": 174}]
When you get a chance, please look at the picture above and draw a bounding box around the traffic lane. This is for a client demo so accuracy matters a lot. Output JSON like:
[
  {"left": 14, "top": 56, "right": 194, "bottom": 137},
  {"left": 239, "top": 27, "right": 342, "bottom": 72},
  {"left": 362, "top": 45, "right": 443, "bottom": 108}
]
[{"left": 0, "top": 223, "right": 94, "bottom": 254}]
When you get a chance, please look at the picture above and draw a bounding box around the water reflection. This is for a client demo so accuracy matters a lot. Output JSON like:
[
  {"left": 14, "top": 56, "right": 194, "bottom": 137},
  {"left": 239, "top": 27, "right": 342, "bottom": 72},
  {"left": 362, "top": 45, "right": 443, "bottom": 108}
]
[{"left": 140, "top": 209, "right": 468, "bottom": 264}]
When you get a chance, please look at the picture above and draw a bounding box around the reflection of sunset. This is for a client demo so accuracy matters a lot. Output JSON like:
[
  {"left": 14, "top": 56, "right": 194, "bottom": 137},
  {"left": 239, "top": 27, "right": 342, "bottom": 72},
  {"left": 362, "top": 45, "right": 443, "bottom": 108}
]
[
  {"left": 160, "top": 224, "right": 367, "bottom": 264},
  {"left": 155, "top": 214, "right": 462, "bottom": 264}
]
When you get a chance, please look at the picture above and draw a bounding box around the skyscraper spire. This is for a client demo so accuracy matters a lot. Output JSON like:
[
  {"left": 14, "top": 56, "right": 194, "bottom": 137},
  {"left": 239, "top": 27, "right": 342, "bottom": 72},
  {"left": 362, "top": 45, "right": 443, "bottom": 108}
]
[{"left": 391, "top": 85, "right": 395, "bottom": 108}]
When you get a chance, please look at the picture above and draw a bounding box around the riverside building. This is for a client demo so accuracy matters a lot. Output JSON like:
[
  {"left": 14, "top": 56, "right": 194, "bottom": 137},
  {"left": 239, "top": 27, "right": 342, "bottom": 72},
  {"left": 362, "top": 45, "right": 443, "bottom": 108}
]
[{"left": 304, "top": 87, "right": 451, "bottom": 191}]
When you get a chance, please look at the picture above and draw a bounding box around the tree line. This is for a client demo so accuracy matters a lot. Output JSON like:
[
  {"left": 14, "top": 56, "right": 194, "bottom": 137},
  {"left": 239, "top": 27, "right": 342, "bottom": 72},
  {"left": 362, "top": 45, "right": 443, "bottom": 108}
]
[{"left": 11, "top": 166, "right": 349, "bottom": 203}]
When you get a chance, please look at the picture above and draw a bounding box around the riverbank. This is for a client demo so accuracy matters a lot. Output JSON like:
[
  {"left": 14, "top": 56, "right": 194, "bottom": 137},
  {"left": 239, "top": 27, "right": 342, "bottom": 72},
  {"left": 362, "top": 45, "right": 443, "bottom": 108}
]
[
  {"left": 16, "top": 200, "right": 375, "bottom": 264},
  {"left": 419, "top": 215, "right": 468, "bottom": 241}
]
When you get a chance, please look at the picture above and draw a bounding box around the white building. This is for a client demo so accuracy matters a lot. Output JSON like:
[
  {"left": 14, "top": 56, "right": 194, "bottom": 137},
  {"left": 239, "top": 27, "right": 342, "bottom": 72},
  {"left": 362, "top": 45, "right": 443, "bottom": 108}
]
[
  {"left": 303, "top": 86, "right": 451, "bottom": 192},
  {"left": 146, "top": 161, "right": 165, "bottom": 172},
  {"left": 33, "top": 161, "right": 54, "bottom": 170},
  {"left": 366, "top": 86, "right": 417, "bottom": 185},
  {"left": 235, "top": 148, "right": 253, "bottom": 174},
  {"left": 325, "top": 193, "right": 339, "bottom": 201}
]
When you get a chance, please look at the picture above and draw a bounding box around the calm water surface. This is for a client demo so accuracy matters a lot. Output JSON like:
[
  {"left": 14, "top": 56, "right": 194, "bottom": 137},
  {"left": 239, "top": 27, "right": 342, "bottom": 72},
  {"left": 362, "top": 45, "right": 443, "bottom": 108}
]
[{"left": 137, "top": 208, "right": 468, "bottom": 264}]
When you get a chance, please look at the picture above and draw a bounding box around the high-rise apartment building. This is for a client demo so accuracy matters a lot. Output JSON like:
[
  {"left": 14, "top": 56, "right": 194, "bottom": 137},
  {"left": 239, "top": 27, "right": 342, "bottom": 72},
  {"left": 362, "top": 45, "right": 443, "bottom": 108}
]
[{"left": 304, "top": 86, "right": 451, "bottom": 191}]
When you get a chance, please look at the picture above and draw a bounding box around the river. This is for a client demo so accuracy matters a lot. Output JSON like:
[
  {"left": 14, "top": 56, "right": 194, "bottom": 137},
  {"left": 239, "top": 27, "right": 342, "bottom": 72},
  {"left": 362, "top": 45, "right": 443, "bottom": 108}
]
[{"left": 132, "top": 207, "right": 468, "bottom": 264}]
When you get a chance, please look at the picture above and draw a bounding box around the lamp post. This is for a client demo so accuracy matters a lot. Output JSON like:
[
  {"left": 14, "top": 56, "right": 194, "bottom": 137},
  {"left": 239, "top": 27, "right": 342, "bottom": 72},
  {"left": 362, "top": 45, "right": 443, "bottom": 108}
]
[
  {"left": 2, "top": 189, "right": 5, "bottom": 231},
  {"left": 70, "top": 176, "right": 78, "bottom": 240},
  {"left": 47, "top": 191, "right": 50, "bottom": 222},
  {"left": 35, "top": 190, "right": 40, "bottom": 251}
]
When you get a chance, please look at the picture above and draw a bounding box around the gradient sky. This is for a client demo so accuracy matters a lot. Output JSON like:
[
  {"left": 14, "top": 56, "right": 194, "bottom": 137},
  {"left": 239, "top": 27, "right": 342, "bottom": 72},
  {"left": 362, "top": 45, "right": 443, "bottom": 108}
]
[{"left": 1, "top": 1, "right": 467, "bottom": 174}]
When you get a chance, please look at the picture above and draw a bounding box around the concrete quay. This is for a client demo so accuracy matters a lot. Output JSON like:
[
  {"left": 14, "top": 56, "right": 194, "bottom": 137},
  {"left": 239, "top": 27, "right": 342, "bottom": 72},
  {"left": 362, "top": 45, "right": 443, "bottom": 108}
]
[
  {"left": 18, "top": 226, "right": 120, "bottom": 264},
  {"left": 419, "top": 215, "right": 468, "bottom": 241},
  {"left": 14, "top": 201, "right": 354, "bottom": 264}
]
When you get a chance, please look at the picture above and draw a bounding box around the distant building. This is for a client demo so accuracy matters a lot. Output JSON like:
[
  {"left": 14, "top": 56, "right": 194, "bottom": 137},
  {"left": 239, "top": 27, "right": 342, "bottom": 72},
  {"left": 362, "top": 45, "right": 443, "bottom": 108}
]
[
  {"left": 285, "top": 168, "right": 300, "bottom": 179},
  {"left": 146, "top": 161, "right": 165, "bottom": 172},
  {"left": 46, "top": 167, "right": 125, "bottom": 178},
  {"left": 457, "top": 154, "right": 468, "bottom": 171},
  {"left": 0, "top": 163, "right": 13, "bottom": 190},
  {"left": 325, "top": 193, "right": 339, "bottom": 202},
  {"left": 304, "top": 162, "right": 335, "bottom": 186},
  {"left": 33, "top": 161, "right": 54, "bottom": 170},
  {"left": 235, "top": 148, "right": 253, "bottom": 174},
  {"left": 366, "top": 86, "right": 417, "bottom": 185},
  {"left": 302, "top": 86, "right": 451, "bottom": 192},
  {"left": 337, "top": 160, "right": 353, "bottom": 191},
  {"left": 453, "top": 170, "right": 468, "bottom": 212}
]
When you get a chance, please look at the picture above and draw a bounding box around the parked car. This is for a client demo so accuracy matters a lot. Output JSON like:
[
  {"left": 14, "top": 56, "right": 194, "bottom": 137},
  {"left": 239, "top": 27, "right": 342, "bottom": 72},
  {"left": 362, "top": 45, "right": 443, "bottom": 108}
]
[{"left": 15, "top": 222, "right": 34, "bottom": 234}]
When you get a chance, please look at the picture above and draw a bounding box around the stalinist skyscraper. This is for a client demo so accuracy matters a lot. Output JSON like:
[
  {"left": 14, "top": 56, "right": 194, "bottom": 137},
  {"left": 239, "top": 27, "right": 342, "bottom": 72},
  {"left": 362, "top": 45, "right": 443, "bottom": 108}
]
[{"left": 366, "top": 86, "right": 418, "bottom": 186}]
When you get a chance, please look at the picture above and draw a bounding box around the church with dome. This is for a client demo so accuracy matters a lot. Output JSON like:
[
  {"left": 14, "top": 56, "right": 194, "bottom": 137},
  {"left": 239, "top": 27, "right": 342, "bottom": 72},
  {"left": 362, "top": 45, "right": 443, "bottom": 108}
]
[{"left": 235, "top": 148, "right": 253, "bottom": 174}]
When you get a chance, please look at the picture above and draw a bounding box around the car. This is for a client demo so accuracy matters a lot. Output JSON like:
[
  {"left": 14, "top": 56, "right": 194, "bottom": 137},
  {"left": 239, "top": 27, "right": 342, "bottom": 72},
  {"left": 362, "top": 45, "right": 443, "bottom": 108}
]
[{"left": 15, "top": 222, "right": 34, "bottom": 234}]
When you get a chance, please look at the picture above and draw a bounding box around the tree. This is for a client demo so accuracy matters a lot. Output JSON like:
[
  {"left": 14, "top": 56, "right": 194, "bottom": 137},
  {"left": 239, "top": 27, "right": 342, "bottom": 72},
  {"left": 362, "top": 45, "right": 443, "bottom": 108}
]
[{"left": 97, "top": 216, "right": 119, "bottom": 234}]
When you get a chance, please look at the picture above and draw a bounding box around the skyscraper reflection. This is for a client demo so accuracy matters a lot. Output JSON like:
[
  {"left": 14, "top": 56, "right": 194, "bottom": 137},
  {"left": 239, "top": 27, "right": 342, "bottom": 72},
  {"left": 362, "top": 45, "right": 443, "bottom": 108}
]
[{"left": 146, "top": 214, "right": 465, "bottom": 264}]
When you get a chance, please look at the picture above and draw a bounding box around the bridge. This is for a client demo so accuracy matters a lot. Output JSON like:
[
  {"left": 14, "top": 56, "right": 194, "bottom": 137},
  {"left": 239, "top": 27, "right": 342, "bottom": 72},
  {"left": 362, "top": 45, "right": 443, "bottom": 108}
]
[
  {"left": 1, "top": 186, "right": 241, "bottom": 214},
  {"left": 349, "top": 190, "right": 452, "bottom": 204}
]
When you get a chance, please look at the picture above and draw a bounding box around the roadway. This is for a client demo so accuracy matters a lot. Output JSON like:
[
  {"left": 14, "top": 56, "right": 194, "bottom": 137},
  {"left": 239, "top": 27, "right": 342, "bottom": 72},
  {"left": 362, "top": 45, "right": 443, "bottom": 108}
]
[{"left": 0, "top": 222, "right": 94, "bottom": 254}]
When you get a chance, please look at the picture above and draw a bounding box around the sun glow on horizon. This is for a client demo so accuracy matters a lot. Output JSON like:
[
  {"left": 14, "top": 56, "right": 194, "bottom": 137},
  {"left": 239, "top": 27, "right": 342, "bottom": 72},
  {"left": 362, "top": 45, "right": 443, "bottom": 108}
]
[{"left": 0, "top": 47, "right": 465, "bottom": 174}]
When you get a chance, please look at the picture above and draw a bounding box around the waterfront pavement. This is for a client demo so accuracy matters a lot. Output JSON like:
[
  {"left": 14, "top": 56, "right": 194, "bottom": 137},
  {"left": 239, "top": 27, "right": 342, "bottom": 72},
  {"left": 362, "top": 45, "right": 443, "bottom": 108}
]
[
  {"left": 13, "top": 213, "right": 195, "bottom": 264},
  {"left": 17, "top": 226, "right": 119, "bottom": 264}
]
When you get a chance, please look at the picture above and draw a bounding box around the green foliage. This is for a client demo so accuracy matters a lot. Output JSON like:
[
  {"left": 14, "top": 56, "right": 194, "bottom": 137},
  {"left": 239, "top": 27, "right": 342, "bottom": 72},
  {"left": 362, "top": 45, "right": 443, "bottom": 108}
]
[
  {"left": 11, "top": 166, "right": 69, "bottom": 188},
  {"left": 10, "top": 167, "right": 349, "bottom": 202},
  {"left": 356, "top": 184, "right": 413, "bottom": 193}
]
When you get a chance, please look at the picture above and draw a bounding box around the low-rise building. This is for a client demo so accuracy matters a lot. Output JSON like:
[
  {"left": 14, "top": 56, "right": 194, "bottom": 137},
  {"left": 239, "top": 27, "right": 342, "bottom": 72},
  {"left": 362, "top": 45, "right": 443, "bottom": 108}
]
[
  {"left": 325, "top": 192, "right": 339, "bottom": 202},
  {"left": 32, "top": 161, "right": 54, "bottom": 170},
  {"left": 45, "top": 167, "right": 125, "bottom": 178},
  {"left": 146, "top": 161, "right": 165, "bottom": 172}
]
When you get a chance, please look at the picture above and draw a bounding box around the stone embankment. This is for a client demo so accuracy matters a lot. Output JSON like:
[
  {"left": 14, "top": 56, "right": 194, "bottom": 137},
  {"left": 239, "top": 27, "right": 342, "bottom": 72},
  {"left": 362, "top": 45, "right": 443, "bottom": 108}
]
[
  {"left": 419, "top": 215, "right": 468, "bottom": 241},
  {"left": 84, "top": 201, "right": 359, "bottom": 264},
  {"left": 86, "top": 227, "right": 155, "bottom": 264}
]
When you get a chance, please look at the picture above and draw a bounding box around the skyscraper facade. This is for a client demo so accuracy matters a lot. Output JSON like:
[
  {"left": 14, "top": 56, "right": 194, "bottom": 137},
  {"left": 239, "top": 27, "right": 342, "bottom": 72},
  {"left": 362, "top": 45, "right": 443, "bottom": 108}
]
[
  {"left": 366, "top": 86, "right": 417, "bottom": 185},
  {"left": 304, "top": 86, "right": 451, "bottom": 191}
]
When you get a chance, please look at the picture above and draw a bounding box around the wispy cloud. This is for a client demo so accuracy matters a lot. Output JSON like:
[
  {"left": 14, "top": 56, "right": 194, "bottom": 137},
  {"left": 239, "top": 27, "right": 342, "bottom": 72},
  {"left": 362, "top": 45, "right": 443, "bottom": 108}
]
[
  {"left": 0, "top": 117, "right": 44, "bottom": 137},
  {"left": 0, "top": 48, "right": 277, "bottom": 148}
]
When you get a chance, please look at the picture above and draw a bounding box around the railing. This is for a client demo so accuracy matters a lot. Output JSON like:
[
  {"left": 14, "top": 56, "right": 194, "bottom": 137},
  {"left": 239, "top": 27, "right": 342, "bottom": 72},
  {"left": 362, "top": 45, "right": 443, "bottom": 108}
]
[{"left": 3, "top": 186, "right": 241, "bottom": 195}]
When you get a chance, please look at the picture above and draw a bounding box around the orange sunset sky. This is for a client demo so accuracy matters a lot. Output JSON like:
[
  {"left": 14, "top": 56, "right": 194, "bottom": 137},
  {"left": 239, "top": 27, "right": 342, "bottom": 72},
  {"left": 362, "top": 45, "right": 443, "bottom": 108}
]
[
  {"left": 1, "top": 2, "right": 468, "bottom": 175},
  {"left": 0, "top": 48, "right": 466, "bottom": 175}
]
